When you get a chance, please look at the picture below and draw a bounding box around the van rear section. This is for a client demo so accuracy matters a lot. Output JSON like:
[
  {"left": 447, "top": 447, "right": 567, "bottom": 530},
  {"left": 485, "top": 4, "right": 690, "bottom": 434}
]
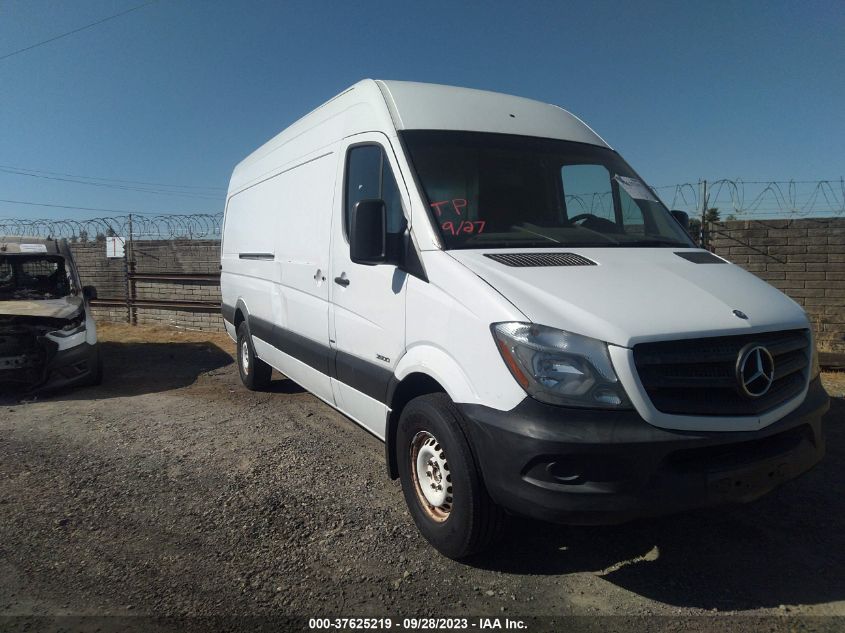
[{"left": 221, "top": 80, "right": 830, "bottom": 558}]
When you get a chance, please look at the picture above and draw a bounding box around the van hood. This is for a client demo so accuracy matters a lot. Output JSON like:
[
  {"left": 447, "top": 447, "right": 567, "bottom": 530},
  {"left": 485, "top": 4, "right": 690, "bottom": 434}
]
[
  {"left": 448, "top": 248, "right": 809, "bottom": 348},
  {"left": 0, "top": 296, "right": 83, "bottom": 319}
]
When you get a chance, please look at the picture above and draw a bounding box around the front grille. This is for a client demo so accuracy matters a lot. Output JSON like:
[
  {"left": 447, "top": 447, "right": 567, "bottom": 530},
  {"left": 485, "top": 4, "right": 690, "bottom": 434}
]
[
  {"left": 633, "top": 329, "right": 810, "bottom": 416},
  {"left": 484, "top": 252, "right": 596, "bottom": 267}
]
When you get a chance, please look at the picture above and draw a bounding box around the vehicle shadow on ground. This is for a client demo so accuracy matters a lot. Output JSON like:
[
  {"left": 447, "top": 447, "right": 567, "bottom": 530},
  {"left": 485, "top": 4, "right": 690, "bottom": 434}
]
[
  {"left": 468, "top": 398, "right": 845, "bottom": 611},
  {"left": 260, "top": 373, "right": 308, "bottom": 394},
  {"left": 0, "top": 341, "right": 235, "bottom": 403}
]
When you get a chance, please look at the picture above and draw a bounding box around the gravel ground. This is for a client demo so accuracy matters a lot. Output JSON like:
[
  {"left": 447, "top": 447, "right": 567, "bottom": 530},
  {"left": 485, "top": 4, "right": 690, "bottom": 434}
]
[{"left": 1, "top": 324, "right": 843, "bottom": 632}]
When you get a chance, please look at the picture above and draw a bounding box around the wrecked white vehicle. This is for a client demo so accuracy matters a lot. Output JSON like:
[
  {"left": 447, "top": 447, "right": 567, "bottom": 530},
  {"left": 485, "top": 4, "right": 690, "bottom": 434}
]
[{"left": 0, "top": 237, "right": 102, "bottom": 392}]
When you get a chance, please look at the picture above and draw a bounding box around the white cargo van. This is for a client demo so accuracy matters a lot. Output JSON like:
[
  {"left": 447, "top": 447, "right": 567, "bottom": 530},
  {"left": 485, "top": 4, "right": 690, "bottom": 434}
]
[{"left": 221, "top": 80, "right": 829, "bottom": 558}]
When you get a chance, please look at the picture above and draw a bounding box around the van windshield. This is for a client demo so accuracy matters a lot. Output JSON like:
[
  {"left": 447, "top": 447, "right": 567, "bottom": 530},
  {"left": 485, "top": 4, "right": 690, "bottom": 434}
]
[
  {"left": 0, "top": 256, "right": 72, "bottom": 300},
  {"left": 401, "top": 130, "right": 694, "bottom": 250}
]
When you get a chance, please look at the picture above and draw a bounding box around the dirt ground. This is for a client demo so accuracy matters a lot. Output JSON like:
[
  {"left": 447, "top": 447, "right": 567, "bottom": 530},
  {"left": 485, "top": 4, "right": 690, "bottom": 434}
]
[{"left": 1, "top": 323, "right": 844, "bottom": 631}]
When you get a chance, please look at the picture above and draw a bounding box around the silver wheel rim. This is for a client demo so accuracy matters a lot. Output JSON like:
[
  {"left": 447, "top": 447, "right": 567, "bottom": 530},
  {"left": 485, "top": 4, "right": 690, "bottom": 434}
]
[
  {"left": 241, "top": 340, "right": 250, "bottom": 374},
  {"left": 410, "top": 431, "right": 452, "bottom": 522}
]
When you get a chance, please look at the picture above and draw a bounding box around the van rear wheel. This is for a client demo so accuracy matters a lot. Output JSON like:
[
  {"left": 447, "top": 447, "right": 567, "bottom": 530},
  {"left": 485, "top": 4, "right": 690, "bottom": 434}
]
[
  {"left": 397, "top": 393, "right": 503, "bottom": 559},
  {"left": 236, "top": 321, "right": 271, "bottom": 390}
]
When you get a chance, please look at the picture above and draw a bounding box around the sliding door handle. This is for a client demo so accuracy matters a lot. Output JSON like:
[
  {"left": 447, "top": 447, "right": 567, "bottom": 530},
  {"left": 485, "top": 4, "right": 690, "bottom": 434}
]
[{"left": 334, "top": 276, "right": 350, "bottom": 287}]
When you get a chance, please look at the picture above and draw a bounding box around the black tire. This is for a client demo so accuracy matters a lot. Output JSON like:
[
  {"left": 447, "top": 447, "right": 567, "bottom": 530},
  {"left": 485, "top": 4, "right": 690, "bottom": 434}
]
[
  {"left": 396, "top": 393, "right": 504, "bottom": 559},
  {"left": 236, "top": 321, "right": 271, "bottom": 390}
]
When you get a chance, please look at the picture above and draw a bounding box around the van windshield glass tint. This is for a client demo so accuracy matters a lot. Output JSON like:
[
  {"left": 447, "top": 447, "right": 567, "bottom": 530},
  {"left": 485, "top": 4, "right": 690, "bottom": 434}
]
[
  {"left": 0, "top": 256, "right": 71, "bottom": 300},
  {"left": 400, "top": 131, "right": 694, "bottom": 249}
]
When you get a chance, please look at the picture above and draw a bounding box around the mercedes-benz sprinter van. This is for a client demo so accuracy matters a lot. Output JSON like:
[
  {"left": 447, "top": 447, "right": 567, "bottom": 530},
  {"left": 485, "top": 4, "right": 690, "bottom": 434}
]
[{"left": 221, "top": 80, "right": 829, "bottom": 558}]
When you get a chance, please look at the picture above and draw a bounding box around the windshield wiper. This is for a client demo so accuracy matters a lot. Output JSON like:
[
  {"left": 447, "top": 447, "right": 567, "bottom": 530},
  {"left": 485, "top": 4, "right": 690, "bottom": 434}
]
[{"left": 508, "top": 225, "right": 561, "bottom": 244}]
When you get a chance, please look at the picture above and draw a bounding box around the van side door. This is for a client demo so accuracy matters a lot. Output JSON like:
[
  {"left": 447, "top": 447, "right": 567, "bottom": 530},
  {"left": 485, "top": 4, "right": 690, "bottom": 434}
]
[
  {"left": 329, "top": 134, "right": 409, "bottom": 438},
  {"left": 249, "top": 151, "right": 337, "bottom": 404}
]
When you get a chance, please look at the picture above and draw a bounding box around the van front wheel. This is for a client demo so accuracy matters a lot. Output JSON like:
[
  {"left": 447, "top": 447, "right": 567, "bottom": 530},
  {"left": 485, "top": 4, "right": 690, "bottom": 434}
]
[
  {"left": 396, "top": 393, "right": 503, "bottom": 559},
  {"left": 236, "top": 321, "right": 271, "bottom": 390}
]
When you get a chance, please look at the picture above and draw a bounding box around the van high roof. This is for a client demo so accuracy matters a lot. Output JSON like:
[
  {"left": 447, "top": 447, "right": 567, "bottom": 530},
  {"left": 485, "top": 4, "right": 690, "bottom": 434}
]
[
  {"left": 377, "top": 80, "right": 608, "bottom": 146},
  {"left": 229, "top": 79, "right": 610, "bottom": 195}
]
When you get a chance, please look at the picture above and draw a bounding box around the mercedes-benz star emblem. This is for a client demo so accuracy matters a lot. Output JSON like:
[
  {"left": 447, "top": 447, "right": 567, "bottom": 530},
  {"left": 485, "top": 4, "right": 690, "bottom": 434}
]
[{"left": 736, "top": 344, "right": 775, "bottom": 398}]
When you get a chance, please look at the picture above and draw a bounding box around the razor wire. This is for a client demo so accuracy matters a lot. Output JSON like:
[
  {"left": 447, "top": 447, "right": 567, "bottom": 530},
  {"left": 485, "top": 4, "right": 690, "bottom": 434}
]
[
  {"left": 0, "top": 179, "right": 843, "bottom": 240},
  {"left": 0, "top": 213, "right": 223, "bottom": 241},
  {"left": 550, "top": 179, "right": 844, "bottom": 220},
  {"left": 655, "top": 179, "right": 845, "bottom": 219}
]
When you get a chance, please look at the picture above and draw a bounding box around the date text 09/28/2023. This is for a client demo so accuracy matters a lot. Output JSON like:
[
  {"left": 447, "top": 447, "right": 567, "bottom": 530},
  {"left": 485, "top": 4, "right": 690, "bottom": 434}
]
[{"left": 307, "top": 617, "right": 528, "bottom": 630}]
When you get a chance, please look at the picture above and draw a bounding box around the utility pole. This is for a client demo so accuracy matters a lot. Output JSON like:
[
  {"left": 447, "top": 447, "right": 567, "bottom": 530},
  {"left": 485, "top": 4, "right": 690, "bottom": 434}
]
[
  {"left": 700, "top": 179, "right": 708, "bottom": 249},
  {"left": 125, "top": 213, "right": 133, "bottom": 324}
]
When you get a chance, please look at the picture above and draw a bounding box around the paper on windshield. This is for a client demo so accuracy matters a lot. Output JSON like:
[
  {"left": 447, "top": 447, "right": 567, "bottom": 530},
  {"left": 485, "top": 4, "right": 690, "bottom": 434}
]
[{"left": 614, "top": 175, "right": 658, "bottom": 202}]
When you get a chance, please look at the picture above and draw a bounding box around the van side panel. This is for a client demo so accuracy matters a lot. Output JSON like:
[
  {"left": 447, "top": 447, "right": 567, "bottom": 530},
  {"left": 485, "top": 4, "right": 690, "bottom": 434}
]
[
  {"left": 222, "top": 185, "right": 277, "bottom": 259},
  {"left": 225, "top": 151, "right": 338, "bottom": 402},
  {"left": 227, "top": 83, "right": 393, "bottom": 194},
  {"left": 275, "top": 151, "right": 337, "bottom": 351},
  {"left": 403, "top": 252, "right": 528, "bottom": 412},
  {"left": 220, "top": 183, "right": 279, "bottom": 346}
]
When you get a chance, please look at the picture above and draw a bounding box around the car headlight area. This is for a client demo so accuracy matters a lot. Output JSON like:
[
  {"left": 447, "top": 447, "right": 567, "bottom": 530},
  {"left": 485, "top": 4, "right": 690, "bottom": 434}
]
[
  {"left": 491, "top": 322, "right": 631, "bottom": 409},
  {"left": 45, "top": 312, "right": 88, "bottom": 350}
]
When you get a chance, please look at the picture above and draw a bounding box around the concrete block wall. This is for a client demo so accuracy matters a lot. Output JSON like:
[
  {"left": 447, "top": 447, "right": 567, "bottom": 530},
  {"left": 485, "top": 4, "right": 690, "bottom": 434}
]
[
  {"left": 130, "top": 240, "right": 221, "bottom": 275},
  {"left": 134, "top": 308, "right": 224, "bottom": 331},
  {"left": 69, "top": 239, "right": 223, "bottom": 331},
  {"left": 69, "top": 242, "right": 129, "bottom": 324},
  {"left": 710, "top": 218, "right": 845, "bottom": 352},
  {"left": 133, "top": 280, "right": 223, "bottom": 330},
  {"left": 132, "top": 280, "right": 221, "bottom": 303},
  {"left": 70, "top": 242, "right": 126, "bottom": 298},
  {"left": 89, "top": 305, "right": 130, "bottom": 324}
]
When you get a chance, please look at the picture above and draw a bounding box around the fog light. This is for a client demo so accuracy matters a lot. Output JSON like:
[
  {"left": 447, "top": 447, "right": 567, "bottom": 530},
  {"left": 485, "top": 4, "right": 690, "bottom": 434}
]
[{"left": 546, "top": 461, "right": 583, "bottom": 484}]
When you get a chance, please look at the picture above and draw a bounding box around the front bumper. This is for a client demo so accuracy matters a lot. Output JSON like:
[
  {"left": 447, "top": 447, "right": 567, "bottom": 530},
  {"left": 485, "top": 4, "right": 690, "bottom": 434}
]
[
  {"left": 0, "top": 339, "right": 100, "bottom": 393},
  {"left": 458, "top": 378, "right": 830, "bottom": 525},
  {"left": 39, "top": 340, "right": 101, "bottom": 392}
]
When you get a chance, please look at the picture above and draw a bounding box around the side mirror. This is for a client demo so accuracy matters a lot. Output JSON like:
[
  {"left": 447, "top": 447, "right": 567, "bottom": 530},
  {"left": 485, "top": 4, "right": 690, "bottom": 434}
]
[
  {"left": 670, "top": 210, "right": 690, "bottom": 230},
  {"left": 350, "top": 199, "right": 387, "bottom": 265},
  {"left": 82, "top": 285, "right": 98, "bottom": 300}
]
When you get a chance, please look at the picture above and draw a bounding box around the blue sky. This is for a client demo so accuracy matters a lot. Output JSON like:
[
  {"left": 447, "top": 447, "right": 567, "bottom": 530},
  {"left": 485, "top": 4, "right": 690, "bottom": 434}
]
[{"left": 0, "top": 0, "right": 843, "bottom": 220}]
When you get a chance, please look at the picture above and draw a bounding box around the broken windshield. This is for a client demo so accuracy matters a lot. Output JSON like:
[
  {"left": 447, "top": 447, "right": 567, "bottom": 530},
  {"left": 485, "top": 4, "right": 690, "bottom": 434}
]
[{"left": 0, "top": 256, "right": 73, "bottom": 300}]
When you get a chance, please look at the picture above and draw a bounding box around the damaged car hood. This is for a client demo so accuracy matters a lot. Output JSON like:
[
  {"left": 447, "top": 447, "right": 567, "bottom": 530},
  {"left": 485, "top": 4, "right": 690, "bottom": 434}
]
[{"left": 0, "top": 296, "right": 83, "bottom": 319}]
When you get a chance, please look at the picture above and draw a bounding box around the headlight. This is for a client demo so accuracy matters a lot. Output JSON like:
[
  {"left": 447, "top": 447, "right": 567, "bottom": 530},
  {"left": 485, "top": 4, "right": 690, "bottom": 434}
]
[
  {"left": 50, "top": 313, "right": 86, "bottom": 338},
  {"left": 492, "top": 322, "right": 631, "bottom": 409}
]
